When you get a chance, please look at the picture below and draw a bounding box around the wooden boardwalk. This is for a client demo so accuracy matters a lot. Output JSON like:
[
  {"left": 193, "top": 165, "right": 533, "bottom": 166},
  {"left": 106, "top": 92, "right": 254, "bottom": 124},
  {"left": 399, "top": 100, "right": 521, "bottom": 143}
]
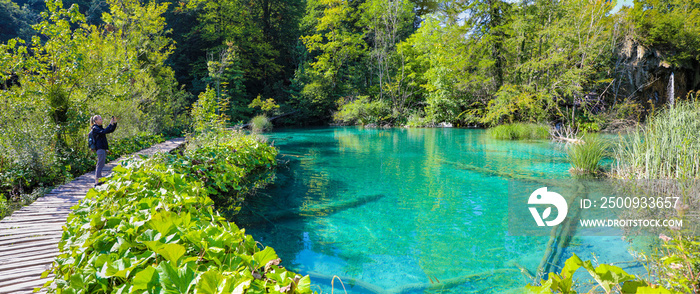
[{"left": 0, "top": 138, "right": 185, "bottom": 294}]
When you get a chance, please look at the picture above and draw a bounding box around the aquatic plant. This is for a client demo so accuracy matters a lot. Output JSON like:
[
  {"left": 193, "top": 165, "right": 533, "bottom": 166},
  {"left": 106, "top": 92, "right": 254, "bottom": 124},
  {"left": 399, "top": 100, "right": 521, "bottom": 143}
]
[
  {"left": 488, "top": 123, "right": 550, "bottom": 140},
  {"left": 250, "top": 114, "right": 273, "bottom": 133},
  {"left": 567, "top": 134, "right": 609, "bottom": 175},
  {"left": 613, "top": 101, "right": 700, "bottom": 179}
]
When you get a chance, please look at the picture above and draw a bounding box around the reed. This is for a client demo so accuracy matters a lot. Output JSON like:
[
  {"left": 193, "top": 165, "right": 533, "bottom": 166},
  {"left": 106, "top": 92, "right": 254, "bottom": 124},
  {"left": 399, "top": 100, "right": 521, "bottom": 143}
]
[
  {"left": 613, "top": 101, "right": 700, "bottom": 179},
  {"left": 567, "top": 134, "right": 609, "bottom": 175},
  {"left": 250, "top": 114, "right": 273, "bottom": 133},
  {"left": 488, "top": 123, "right": 550, "bottom": 140}
]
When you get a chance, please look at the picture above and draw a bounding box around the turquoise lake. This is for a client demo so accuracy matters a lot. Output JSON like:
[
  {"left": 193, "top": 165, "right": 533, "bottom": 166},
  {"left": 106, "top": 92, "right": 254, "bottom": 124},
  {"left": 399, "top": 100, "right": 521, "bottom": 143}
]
[{"left": 239, "top": 127, "right": 641, "bottom": 293}]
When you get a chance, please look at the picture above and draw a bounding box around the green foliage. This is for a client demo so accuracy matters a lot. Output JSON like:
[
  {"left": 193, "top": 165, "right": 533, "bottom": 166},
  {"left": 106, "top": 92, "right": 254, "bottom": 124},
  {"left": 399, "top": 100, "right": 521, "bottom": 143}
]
[
  {"left": 630, "top": 0, "right": 700, "bottom": 67},
  {"left": 0, "top": 0, "right": 37, "bottom": 43},
  {"left": 648, "top": 233, "right": 700, "bottom": 293},
  {"left": 333, "top": 96, "right": 392, "bottom": 125},
  {"left": 46, "top": 132, "right": 308, "bottom": 294},
  {"left": 488, "top": 123, "right": 550, "bottom": 140},
  {"left": 249, "top": 95, "right": 280, "bottom": 114},
  {"left": 191, "top": 87, "right": 230, "bottom": 134},
  {"left": 526, "top": 254, "right": 673, "bottom": 294},
  {"left": 0, "top": 0, "right": 187, "bottom": 218},
  {"left": 482, "top": 84, "right": 551, "bottom": 126},
  {"left": 0, "top": 194, "right": 7, "bottom": 219},
  {"left": 567, "top": 134, "right": 609, "bottom": 175},
  {"left": 250, "top": 115, "right": 273, "bottom": 133},
  {"left": 614, "top": 102, "right": 700, "bottom": 179}
]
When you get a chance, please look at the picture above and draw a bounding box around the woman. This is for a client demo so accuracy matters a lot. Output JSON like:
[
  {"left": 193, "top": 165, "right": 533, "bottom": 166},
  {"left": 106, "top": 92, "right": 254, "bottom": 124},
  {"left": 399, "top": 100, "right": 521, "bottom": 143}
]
[{"left": 90, "top": 115, "right": 118, "bottom": 187}]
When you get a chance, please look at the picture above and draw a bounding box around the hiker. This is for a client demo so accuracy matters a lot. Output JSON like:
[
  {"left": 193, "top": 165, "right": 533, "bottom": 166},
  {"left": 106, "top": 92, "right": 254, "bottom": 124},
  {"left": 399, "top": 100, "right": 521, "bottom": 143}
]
[{"left": 90, "top": 115, "right": 117, "bottom": 187}]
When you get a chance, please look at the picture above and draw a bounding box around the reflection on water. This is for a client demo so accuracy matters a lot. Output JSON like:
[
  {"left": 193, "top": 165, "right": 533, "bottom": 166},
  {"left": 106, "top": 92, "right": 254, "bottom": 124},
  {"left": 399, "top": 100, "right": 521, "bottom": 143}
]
[{"left": 230, "top": 127, "right": 640, "bottom": 293}]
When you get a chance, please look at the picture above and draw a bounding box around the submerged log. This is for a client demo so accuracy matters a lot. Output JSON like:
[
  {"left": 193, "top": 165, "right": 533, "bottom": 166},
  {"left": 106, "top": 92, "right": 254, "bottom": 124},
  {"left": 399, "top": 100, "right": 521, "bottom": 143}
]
[
  {"left": 298, "top": 268, "right": 520, "bottom": 294},
  {"left": 244, "top": 194, "right": 386, "bottom": 224}
]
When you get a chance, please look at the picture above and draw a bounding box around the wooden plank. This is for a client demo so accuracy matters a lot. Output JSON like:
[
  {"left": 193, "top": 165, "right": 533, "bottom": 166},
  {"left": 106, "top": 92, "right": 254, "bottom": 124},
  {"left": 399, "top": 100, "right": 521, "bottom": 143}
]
[
  {"left": 0, "top": 257, "right": 56, "bottom": 272},
  {"left": 0, "top": 220, "right": 66, "bottom": 229},
  {"left": 0, "top": 244, "right": 60, "bottom": 258},
  {"left": 0, "top": 275, "right": 52, "bottom": 289},
  {"left": 0, "top": 239, "right": 62, "bottom": 253},
  {"left": 1, "top": 215, "right": 68, "bottom": 223},
  {"left": 0, "top": 234, "right": 62, "bottom": 247},
  {"left": 10, "top": 212, "right": 72, "bottom": 218},
  {"left": 0, "top": 227, "right": 63, "bottom": 237},
  {"left": 0, "top": 249, "right": 59, "bottom": 264},
  {"left": 0, "top": 277, "right": 52, "bottom": 294},
  {"left": 0, "top": 224, "right": 65, "bottom": 231},
  {"left": 0, "top": 265, "right": 51, "bottom": 283}
]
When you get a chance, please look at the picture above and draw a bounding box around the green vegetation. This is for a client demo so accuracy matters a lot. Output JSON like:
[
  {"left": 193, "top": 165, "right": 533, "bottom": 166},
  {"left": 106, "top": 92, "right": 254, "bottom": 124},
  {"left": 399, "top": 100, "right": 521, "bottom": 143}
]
[
  {"left": 609, "top": 101, "right": 700, "bottom": 293},
  {"left": 614, "top": 101, "right": 700, "bottom": 179},
  {"left": 487, "top": 123, "right": 549, "bottom": 140},
  {"left": 527, "top": 254, "right": 673, "bottom": 293},
  {"left": 0, "top": 134, "right": 164, "bottom": 217},
  {"left": 0, "top": 194, "right": 7, "bottom": 219},
  {"left": 46, "top": 131, "right": 310, "bottom": 294},
  {"left": 250, "top": 115, "right": 273, "bottom": 133},
  {"left": 1, "top": 0, "right": 698, "bottom": 128},
  {"left": 567, "top": 135, "right": 610, "bottom": 175}
]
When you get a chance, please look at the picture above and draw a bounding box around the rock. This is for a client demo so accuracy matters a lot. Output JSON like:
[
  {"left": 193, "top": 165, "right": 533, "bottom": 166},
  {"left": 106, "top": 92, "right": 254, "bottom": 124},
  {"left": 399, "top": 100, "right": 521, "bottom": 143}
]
[{"left": 438, "top": 122, "right": 453, "bottom": 128}]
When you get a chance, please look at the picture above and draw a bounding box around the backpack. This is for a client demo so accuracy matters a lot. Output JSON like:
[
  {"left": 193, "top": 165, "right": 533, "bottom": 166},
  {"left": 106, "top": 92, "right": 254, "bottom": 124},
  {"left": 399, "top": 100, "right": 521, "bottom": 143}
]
[{"left": 88, "top": 129, "right": 96, "bottom": 151}]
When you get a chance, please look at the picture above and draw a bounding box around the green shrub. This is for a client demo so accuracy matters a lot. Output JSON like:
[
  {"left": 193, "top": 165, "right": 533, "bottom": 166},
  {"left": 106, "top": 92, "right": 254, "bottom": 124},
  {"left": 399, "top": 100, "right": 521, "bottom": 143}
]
[
  {"left": 488, "top": 123, "right": 550, "bottom": 140},
  {"left": 614, "top": 101, "right": 700, "bottom": 179},
  {"left": 250, "top": 115, "right": 273, "bottom": 133},
  {"left": 333, "top": 95, "right": 392, "bottom": 125},
  {"left": 567, "top": 134, "right": 609, "bottom": 175},
  {"left": 46, "top": 132, "right": 309, "bottom": 294},
  {"left": 405, "top": 110, "right": 428, "bottom": 127}
]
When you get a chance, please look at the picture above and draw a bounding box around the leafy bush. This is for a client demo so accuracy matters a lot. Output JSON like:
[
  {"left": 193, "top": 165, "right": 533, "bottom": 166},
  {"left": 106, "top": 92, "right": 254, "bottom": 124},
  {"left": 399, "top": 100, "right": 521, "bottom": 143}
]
[
  {"left": 526, "top": 254, "right": 672, "bottom": 293},
  {"left": 481, "top": 84, "right": 550, "bottom": 126},
  {"left": 160, "top": 131, "right": 277, "bottom": 209},
  {"left": 567, "top": 134, "right": 609, "bottom": 175},
  {"left": 333, "top": 95, "right": 392, "bottom": 125},
  {"left": 250, "top": 115, "right": 273, "bottom": 133},
  {"left": 106, "top": 134, "right": 166, "bottom": 162},
  {"left": 648, "top": 233, "right": 700, "bottom": 293},
  {"left": 191, "top": 87, "right": 230, "bottom": 134},
  {"left": 405, "top": 110, "right": 428, "bottom": 127},
  {"left": 488, "top": 123, "right": 550, "bottom": 140},
  {"left": 46, "top": 132, "right": 309, "bottom": 294}
]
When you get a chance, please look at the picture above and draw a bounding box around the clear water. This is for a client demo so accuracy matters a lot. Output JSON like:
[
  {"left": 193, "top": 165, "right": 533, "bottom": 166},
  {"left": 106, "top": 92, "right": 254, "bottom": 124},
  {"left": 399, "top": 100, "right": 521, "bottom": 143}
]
[{"left": 238, "top": 127, "right": 641, "bottom": 294}]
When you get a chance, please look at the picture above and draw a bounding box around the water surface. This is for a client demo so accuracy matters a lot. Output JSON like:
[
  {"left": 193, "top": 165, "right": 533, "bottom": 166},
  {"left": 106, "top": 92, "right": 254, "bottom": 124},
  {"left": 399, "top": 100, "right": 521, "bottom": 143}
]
[{"left": 238, "top": 127, "right": 638, "bottom": 293}]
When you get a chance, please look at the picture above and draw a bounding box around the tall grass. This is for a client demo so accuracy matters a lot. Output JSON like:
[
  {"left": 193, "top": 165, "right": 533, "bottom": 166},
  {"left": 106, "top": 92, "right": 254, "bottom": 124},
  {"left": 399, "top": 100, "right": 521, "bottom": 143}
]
[
  {"left": 567, "top": 134, "right": 609, "bottom": 175},
  {"left": 488, "top": 123, "right": 550, "bottom": 140},
  {"left": 250, "top": 115, "right": 273, "bottom": 133},
  {"left": 613, "top": 101, "right": 700, "bottom": 179}
]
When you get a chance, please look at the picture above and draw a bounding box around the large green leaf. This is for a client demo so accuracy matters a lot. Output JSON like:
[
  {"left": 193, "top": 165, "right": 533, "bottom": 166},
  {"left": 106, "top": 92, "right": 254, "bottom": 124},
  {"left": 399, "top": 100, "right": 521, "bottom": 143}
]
[
  {"left": 132, "top": 266, "right": 158, "bottom": 291},
  {"left": 252, "top": 247, "right": 278, "bottom": 269},
  {"left": 155, "top": 261, "right": 196, "bottom": 293},
  {"left": 157, "top": 243, "right": 187, "bottom": 265},
  {"left": 195, "top": 270, "right": 224, "bottom": 294}
]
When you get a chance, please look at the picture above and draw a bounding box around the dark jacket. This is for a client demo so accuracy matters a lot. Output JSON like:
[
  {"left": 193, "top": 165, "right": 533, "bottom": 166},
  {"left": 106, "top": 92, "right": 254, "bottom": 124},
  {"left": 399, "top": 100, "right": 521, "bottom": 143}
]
[{"left": 92, "top": 123, "right": 117, "bottom": 150}]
